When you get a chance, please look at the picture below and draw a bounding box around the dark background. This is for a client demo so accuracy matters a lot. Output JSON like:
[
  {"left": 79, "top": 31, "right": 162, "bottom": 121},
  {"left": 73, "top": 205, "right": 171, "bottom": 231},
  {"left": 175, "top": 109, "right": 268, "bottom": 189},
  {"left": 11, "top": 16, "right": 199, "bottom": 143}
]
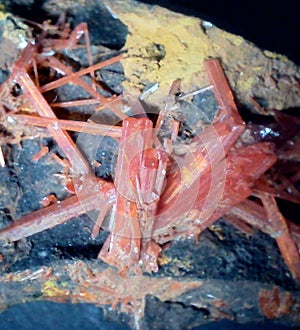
[{"left": 138, "top": 0, "right": 300, "bottom": 65}]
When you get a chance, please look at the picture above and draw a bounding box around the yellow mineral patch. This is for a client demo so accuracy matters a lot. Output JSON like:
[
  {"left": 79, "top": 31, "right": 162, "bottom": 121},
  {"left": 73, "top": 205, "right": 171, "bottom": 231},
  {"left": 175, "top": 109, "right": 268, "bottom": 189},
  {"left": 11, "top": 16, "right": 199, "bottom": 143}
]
[
  {"left": 0, "top": 12, "right": 8, "bottom": 20},
  {"left": 157, "top": 254, "right": 172, "bottom": 266},
  {"left": 237, "top": 76, "right": 256, "bottom": 93},
  {"left": 263, "top": 50, "right": 288, "bottom": 62},
  {"left": 218, "top": 30, "right": 245, "bottom": 47},
  {"left": 101, "top": 1, "right": 298, "bottom": 111},
  {"left": 110, "top": 4, "right": 215, "bottom": 102},
  {"left": 42, "top": 281, "right": 69, "bottom": 297}
]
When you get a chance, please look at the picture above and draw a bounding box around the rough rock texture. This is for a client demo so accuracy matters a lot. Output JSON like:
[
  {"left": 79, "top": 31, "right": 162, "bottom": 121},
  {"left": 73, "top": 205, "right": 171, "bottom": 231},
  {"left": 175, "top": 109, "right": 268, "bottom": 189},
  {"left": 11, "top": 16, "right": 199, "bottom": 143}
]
[
  {"left": 96, "top": 0, "right": 300, "bottom": 112},
  {"left": 0, "top": 13, "right": 32, "bottom": 83},
  {"left": 1, "top": 259, "right": 300, "bottom": 330},
  {"left": 43, "top": 0, "right": 128, "bottom": 49},
  {"left": 206, "top": 28, "right": 300, "bottom": 111},
  {"left": 2, "top": 0, "right": 300, "bottom": 112}
]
